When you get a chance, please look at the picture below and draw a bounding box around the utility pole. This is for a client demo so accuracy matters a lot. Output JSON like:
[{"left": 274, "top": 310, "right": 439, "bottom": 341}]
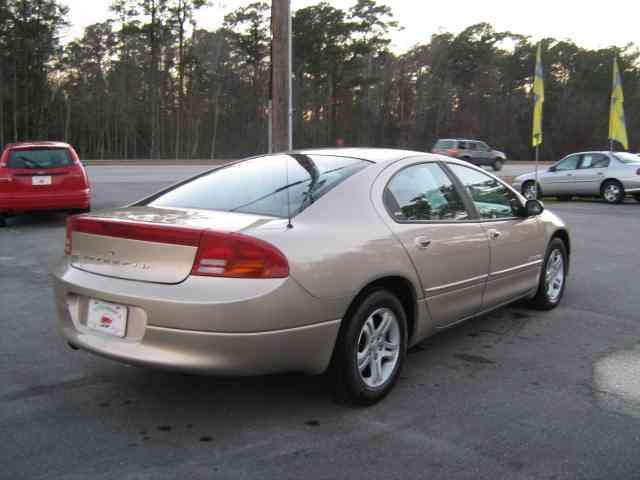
[{"left": 271, "top": 0, "right": 291, "bottom": 152}]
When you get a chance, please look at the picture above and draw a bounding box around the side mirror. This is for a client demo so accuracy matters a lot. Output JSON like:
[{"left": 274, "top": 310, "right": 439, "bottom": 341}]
[
  {"left": 548, "top": 166, "right": 557, "bottom": 172},
  {"left": 524, "top": 199, "right": 544, "bottom": 217}
]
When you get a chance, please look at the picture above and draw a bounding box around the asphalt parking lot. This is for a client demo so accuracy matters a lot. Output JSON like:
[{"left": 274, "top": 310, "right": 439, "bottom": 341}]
[{"left": 2, "top": 166, "right": 640, "bottom": 480}]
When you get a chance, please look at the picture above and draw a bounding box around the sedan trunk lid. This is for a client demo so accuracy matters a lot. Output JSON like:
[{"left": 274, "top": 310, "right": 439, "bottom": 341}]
[{"left": 68, "top": 207, "right": 278, "bottom": 284}]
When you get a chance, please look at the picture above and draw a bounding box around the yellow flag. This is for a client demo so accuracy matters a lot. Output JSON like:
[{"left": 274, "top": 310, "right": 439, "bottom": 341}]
[
  {"left": 532, "top": 43, "right": 544, "bottom": 147},
  {"left": 609, "top": 58, "right": 628, "bottom": 150}
]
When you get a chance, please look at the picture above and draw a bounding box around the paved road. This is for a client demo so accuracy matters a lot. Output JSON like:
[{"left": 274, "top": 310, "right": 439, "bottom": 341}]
[{"left": 2, "top": 169, "right": 640, "bottom": 480}]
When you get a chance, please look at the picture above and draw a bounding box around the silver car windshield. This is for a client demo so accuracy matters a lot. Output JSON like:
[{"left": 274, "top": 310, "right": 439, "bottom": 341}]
[{"left": 614, "top": 153, "right": 640, "bottom": 164}]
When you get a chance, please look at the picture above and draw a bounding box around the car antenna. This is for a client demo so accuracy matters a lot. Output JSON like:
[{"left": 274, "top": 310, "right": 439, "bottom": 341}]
[{"left": 285, "top": 153, "right": 293, "bottom": 229}]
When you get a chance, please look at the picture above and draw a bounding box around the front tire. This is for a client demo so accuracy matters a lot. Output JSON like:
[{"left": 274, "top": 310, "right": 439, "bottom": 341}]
[
  {"left": 492, "top": 159, "right": 504, "bottom": 171},
  {"left": 601, "top": 180, "right": 624, "bottom": 204},
  {"left": 331, "top": 289, "right": 407, "bottom": 406},
  {"left": 528, "top": 238, "right": 568, "bottom": 310}
]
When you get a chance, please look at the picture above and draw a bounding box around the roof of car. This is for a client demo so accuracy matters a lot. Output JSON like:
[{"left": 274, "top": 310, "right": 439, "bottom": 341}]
[
  {"left": 293, "top": 147, "right": 427, "bottom": 163},
  {"left": 4, "top": 141, "right": 71, "bottom": 150}
]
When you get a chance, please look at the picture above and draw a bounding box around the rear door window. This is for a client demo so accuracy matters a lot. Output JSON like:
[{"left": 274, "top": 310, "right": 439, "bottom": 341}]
[
  {"left": 384, "top": 163, "right": 470, "bottom": 221},
  {"left": 580, "top": 154, "right": 609, "bottom": 169},
  {"left": 8, "top": 148, "right": 72, "bottom": 169},
  {"left": 147, "top": 154, "right": 370, "bottom": 218}
]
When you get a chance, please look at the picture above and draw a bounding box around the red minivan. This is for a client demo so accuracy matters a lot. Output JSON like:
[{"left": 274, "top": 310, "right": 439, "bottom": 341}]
[{"left": 0, "top": 142, "right": 91, "bottom": 226}]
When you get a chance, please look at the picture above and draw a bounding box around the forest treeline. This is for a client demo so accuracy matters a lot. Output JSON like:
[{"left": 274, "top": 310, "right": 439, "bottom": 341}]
[{"left": 0, "top": 0, "right": 638, "bottom": 160}]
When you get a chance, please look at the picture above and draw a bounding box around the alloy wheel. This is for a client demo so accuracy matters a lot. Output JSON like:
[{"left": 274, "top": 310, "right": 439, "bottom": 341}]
[
  {"left": 356, "top": 308, "right": 401, "bottom": 388},
  {"left": 545, "top": 248, "right": 565, "bottom": 303}
]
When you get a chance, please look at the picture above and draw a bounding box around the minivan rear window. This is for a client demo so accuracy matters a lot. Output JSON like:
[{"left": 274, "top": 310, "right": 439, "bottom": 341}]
[
  {"left": 8, "top": 148, "right": 72, "bottom": 169},
  {"left": 147, "top": 154, "right": 371, "bottom": 218}
]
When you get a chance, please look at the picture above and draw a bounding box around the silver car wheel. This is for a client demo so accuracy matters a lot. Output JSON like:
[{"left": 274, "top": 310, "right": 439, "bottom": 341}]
[
  {"left": 356, "top": 308, "right": 400, "bottom": 388},
  {"left": 523, "top": 182, "right": 538, "bottom": 200},
  {"left": 545, "top": 249, "right": 565, "bottom": 303},
  {"left": 603, "top": 184, "right": 621, "bottom": 203}
]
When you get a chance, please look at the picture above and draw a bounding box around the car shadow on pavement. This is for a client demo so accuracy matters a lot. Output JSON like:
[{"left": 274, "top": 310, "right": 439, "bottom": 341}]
[{"left": 2, "top": 212, "right": 70, "bottom": 229}]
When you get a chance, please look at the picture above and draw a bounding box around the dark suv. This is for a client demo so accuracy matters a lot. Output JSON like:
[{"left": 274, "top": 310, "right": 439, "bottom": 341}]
[{"left": 432, "top": 139, "right": 506, "bottom": 171}]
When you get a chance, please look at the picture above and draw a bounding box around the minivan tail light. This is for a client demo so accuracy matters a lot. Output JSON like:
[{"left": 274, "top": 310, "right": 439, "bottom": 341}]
[{"left": 192, "top": 230, "right": 289, "bottom": 279}]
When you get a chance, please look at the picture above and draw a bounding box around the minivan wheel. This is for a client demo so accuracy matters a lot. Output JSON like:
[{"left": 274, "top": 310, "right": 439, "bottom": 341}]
[
  {"left": 528, "top": 238, "right": 568, "bottom": 310},
  {"left": 601, "top": 180, "right": 624, "bottom": 204},
  {"left": 331, "top": 289, "right": 407, "bottom": 405},
  {"left": 492, "top": 159, "right": 504, "bottom": 171}
]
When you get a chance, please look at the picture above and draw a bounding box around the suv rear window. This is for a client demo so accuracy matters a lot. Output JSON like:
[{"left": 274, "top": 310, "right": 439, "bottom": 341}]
[
  {"left": 8, "top": 148, "right": 72, "bottom": 169},
  {"left": 435, "top": 140, "right": 455, "bottom": 149},
  {"left": 147, "top": 154, "right": 371, "bottom": 218}
]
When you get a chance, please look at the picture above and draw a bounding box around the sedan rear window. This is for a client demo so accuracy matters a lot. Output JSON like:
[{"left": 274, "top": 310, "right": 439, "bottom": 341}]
[
  {"left": 147, "top": 154, "right": 371, "bottom": 218},
  {"left": 614, "top": 153, "right": 640, "bottom": 164},
  {"left": 8, "top": 148, "right": 73, "bottom": 169}
]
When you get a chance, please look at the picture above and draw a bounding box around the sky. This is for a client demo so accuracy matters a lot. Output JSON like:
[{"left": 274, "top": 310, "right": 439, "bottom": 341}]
[{"left": 61, "top": 0, "right": 640, "bottom": 53}]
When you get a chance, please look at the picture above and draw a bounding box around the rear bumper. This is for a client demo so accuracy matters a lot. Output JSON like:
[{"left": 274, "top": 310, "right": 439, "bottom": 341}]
[
  {"left": 0, "top": 188, "right": 90, "bottom": 213},
  {"left": 51, "top": 258, "right": 343, "bottom": 375},
  {"left": 60, "top": 320, "right": 340, "bottom": 375}
]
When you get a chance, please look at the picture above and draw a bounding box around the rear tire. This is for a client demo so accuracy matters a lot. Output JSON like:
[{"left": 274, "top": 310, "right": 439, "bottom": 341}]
[
  {"left": 528, "top": 238, "right": 568, "bottom": 310},
  {"left": 492, "top": 159, "right": 504, "bottom": 171},
  {"left": 74, "top": 205, "right": 91, "bottom": 214},
  {"left": 330, "top": 289, "right": 407, "bottom": 406},
  {"left": 601, "top": 180, "right": 624, "bottom": 204}
]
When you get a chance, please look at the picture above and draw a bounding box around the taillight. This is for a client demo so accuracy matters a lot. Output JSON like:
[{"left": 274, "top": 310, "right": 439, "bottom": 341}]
[
  {"left": 192, "top": 230, "right": 289, "bottom": 279},
  {"left": 447, "top": 148, "right": 459, "bottom": 157},
  {"left": 65, "top": 216, "right": 78, "bottom": 255}
]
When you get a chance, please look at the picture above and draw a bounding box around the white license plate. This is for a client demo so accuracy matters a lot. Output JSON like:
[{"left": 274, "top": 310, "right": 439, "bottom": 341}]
[
  {"left": 32, "top": 176, "right": 52, "bottom": 186},
  {"left": 87, "top": 299, "right": 128, "bottom": 338}
]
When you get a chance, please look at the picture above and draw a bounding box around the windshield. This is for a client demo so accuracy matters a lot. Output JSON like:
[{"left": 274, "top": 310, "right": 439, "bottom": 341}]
[
  {"left": 614, "top": 153, "right": 640, "bottom": 164},
  {"left": 147, "top": 154, "right": 371, "bottom": 218},
  {"left": 8, "top": 148, "right": 73, "bottom": 169}
]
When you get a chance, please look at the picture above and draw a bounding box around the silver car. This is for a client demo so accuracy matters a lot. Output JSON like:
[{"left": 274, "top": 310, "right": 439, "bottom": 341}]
[
  {"left": 513, "top": 151, "right": 640, "bottom": 204},
  {"left": 52, "top": 149, "right": 570, "bottom": 404}
]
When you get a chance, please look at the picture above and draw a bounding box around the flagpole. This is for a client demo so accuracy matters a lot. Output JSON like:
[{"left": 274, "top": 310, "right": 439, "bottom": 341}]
[{"left": 535, "top": 145, "right": 539, "bottom": 199}]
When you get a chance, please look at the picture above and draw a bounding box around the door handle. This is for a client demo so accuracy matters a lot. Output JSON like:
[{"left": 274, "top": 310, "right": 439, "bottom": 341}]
[
  {"left": 414, "top": 236, "right": 432, "bottom": 249},
  {"left": 487, "top": 229, "right": 501, "bottom": 240},
  {"left": 597, "top": 172, "right": 604, "bottom": 176}
]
